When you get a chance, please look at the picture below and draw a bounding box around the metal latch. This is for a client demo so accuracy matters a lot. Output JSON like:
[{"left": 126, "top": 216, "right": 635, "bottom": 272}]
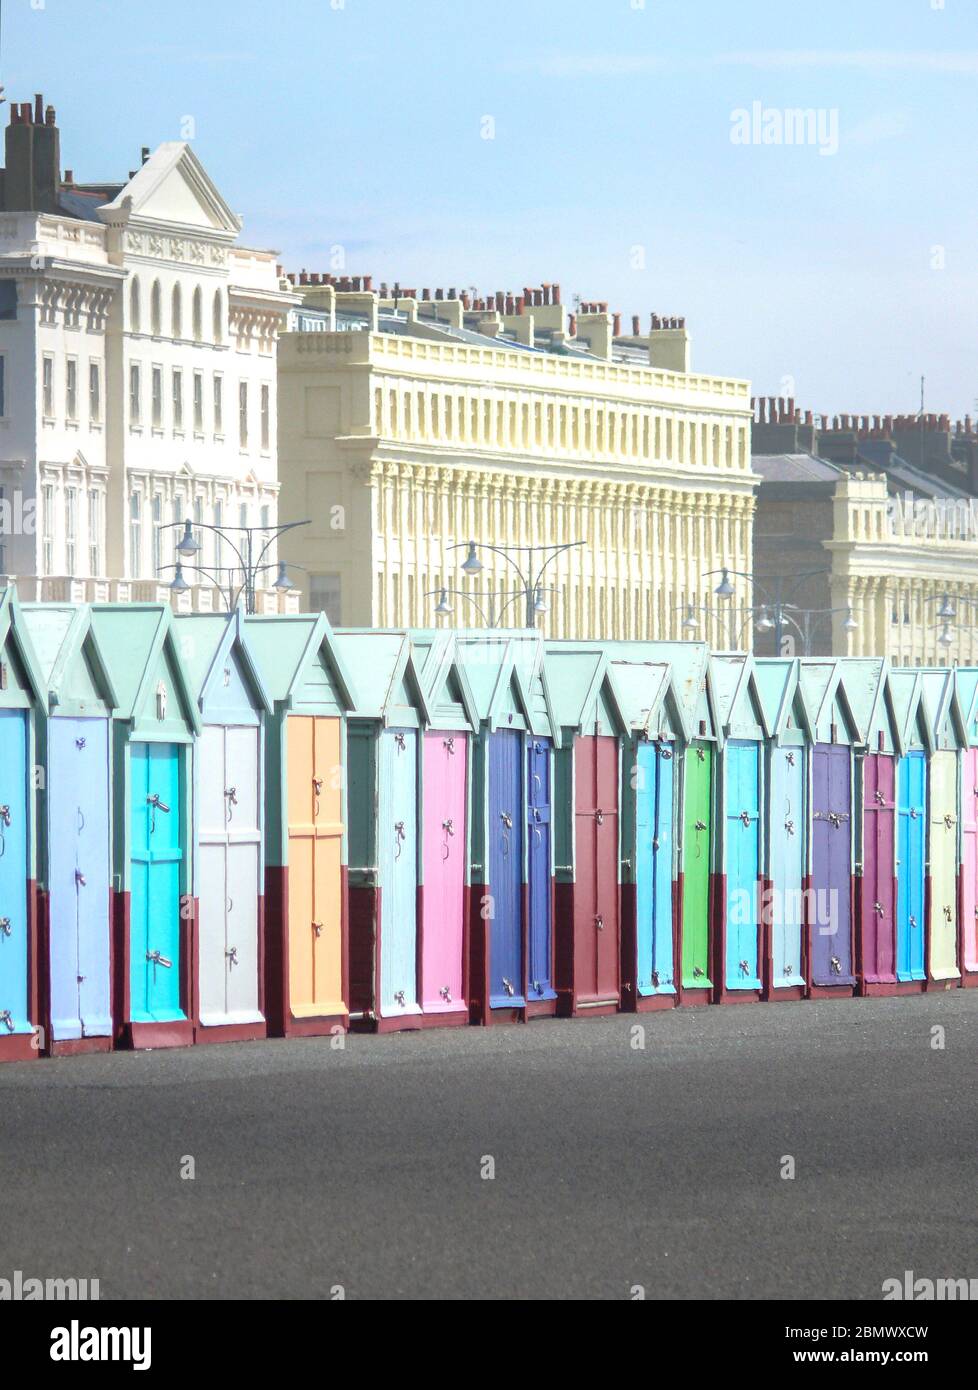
[
  {"left": 696, "top": 747, "right": 706, "bottom": 761},
  {"left": 910, "top": 807, "right": 919, "bottom": 819},
  {"left": 312, "top": 920, "right": 323, "bottom": 937},
  {"left": 0, "top": 917, "right": 10, "bottom": 937},
  {"left": 943, "top": 905, "right": 953, "bottom": 922},
  {"left": 874, "top": 901, "right": 884, "bottom": 917},
  {"left": 695, "top": 819, "right": 706, "bottom": 832},
  {"left": 147, "top": 793, "right": 170, "bottom": 813},
  {"left": 829, "top": 956, "right": 842, "bottom": 974},
  {"left": 784, "top": 963, "right": 793, "bottom": 977},
  {"left": 875, "top": 790, "right": 886, "bottom": 805},
  {"left": 225, "top": 786, "right": 238, "bottom": 806},
  {"left": 443, "top": 737, "right": 455, "bottom": 754},
  {"left": 146, "top": 949, "right": 172, "bottom": 968},
  {"left": 739, "top": 958, "right": 750, "bottom": 975},
  {"left": 909, "top": 914, "right": 917, "bottom": 929},
  {"left": 693, "top": 965, "right": 705, "bottom": 978},
  {"left": 0, "top": 1010, "right": 13, "bottom": 1032},
  {"left": 394, "top": 990, "right": 405, "bottom": 1006},
  {"left": 786, "top": 751, "right": 796, "bottom": 766},
  {"left": 739, "top": 809, "right": 751, "bottom": 827},
  {"left": 75, "top": 737, "right": 86, "bottom": 749},
  {"left": 226, "top": 946, "right": 238, "bottom": 967},
  {"left": 313, "top": 777, "right": 323, "bottom": 795},
  {"left": 500, "top": 811, "right": 513, "bottom": 829},
  {"left": 442, "top": 818, "right": 455, "bottom": 835},
  {"left": 595, "top": 809, "right": 604, "bottom": 826},
  {"left": 944, "top": 813, "right": 956, "bottom": 829},
  {"left": 394, "top": 732, "right": 406, "bottom": 750},
  {"left": 75, "top": 869, "right": 86, "bottom": 888},
  {"left": 595, "top": 914, "right": 604, "bottom": 931},
  {"left": 651, "top": 970, "right": 660, "bottom": 988},
  {"left": 0, "top": 805, "right": 11, "bottom": 827},
  {"left": 785, "top": 819, "right": 795, "bottom": 836},
  {"left": 439, "top": 985, "right": 452, "bottom": 1003},
  {"left": 501, "top": 978, "right": 515, "bottom": 996}
]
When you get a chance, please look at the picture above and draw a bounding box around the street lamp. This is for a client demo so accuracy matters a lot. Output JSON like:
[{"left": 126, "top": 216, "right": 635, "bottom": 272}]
[
  {"left": 448, "top": 538, "right": 585, "bottom": 628},
  {"left": 426, "top": 584, "right": 556, "bottom": 628},
  {"left": 704, "top": 567, "right": 840, "bottom": 656},
  {"left": 434, "top": 588, "right": 454, "bottom": 616},
  {"left": 681, "top": 604, "right": 699, "bottom": 633},
  {"left": 157, "top": 517, "right": 310, "bottom": 615},
  {"left": 713, "top": 567, "right": 736, "bottom": 599}
]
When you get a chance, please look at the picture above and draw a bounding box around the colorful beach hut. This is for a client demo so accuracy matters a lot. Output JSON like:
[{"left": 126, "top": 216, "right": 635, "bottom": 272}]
[
  {"left": 710, "top": 654, "right": 770, "bottom": 1004},
  {"left": 174, "top": 610, "right": 272, "bottom": 1043},
  {"left": 754, "top": 657, "right": 810, "bottom": 999},
  {"left": 22, "top": 603, "right": 117, "bottom": 1055},
  {"left": 90, "top": 604, "right": 200, "bottom": 1049},
  {"left": 888, "top": 669, "right": 930, "bottom": 990},
  {"left": 0, "top": 588, "right": 45, "bottom": 1061},
  {"left": 919, "top": 669, "right": 965, "bottom": 991},
  {"left": 243, "top": 614, "right": 357, "bottom": 1037},
  {"left": 955, "top": 666, "right": 978, "bottom": 987},
  {"left": 545, "top": 644, "right": 629, "bottom": 1017},
  {"left": 797, "top": 659, "right": 860, "bottom": 996}
]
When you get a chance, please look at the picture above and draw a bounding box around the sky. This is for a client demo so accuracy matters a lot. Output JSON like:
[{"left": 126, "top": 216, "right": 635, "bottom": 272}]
[{"left": 6, "top": 0, "right": 978, "bottom": 416}]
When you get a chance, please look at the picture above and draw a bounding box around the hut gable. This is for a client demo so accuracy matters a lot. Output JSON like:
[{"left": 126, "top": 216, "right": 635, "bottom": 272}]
[
  {"left": 174, "top": 610, "right": 271, "bottom": 725},
  {"left": 408, "top": 630, "right": 477, "bottom": 731},
  {"left": 243, "top": 614, "right": 356, "bottom": 717},
  {"left": 919, "top": 668, "right": 967, "bottom": 753},
  {"left": 0, "top": 586, "right": 46, "bottom": 709},
  {"left": 21, "top": 604, "right": 117, "bottom": 717},
  {"left": 90, "top": 605, "right": 198, "bottom": 738},
  {"left": 710, "top": 654, "right": 769, "bottom": 741},
  {"left": 955, "top": 668, "right": 978, "bottom": 746},
  {"left": 334, "top": 630, "right": 428, "bottom": 727},
  {"left": 798, "top": 659, "right": 859, "bottom": 745}
]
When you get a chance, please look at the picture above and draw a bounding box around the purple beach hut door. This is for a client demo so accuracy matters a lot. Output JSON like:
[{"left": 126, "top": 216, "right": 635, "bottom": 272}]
[{"left": 811, "top": 743, "right": 855, "bottom": 986}]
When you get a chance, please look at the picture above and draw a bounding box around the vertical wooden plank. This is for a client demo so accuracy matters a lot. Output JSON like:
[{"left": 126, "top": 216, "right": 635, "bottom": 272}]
[{"left": 380, "top": 728, "right": 419, "bottom": 1015}]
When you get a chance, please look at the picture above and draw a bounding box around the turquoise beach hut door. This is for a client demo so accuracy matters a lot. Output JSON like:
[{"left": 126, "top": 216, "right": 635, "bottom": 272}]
[
  {"left": 635, "top": 740, "right": 675, "bottom": 995},
  {"left": 0, "top": 709, "right": 30, "bottom": 1039},
  {"left": 130, "top": 744, "right": 183, "bottom": 1022}
]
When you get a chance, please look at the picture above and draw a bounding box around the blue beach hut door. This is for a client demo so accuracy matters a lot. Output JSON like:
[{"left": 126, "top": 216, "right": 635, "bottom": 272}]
[
  {"left": 488, "top": 729, "right": 524, "bottom": 1008},
  {"left": 527, "top": 737, "right": 554, "bottom": 1001},
  {"left": 636, "top": 741, "right": 675, "bottom": 995},
  {"left": 0, "top": 709, "right": 30, "bottom": 1038}
]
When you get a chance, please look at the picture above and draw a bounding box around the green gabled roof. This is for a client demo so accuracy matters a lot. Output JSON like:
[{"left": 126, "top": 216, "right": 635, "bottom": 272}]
[
  {"left": 172, "top": 609, "right": 272, "bottom": 715},
  {"left": 607, "top": 658, "right": 674, "bottom": 738},
  {"left": 0, "top": 586, "right": 47, "bottom": 705},
  {"left": 796, "top": 658, "right": 860, "bottom": 742},
  {"left": 955, "top": 667, "right": 978, "bottom": 742},
  {"left": 406, "top": 629, "right": 478, "bottom": 730},
  {"left": 918, "top": 667, "right": 967, "bottom": 749},
  {"left": 243, "top": 612, "right": 356, "bottom": 712},
  {"left": 708, "top": 653, "right": 770, "bottom": 740},
  {"left": 333, "top": 629, "right": 429, "bottom": 724},
  {"left": 753, "top": 658, "right": 811, "bottom": 741},
  {"left": 543, "top": 644, "right": 629, "bottom": 735},
  {"left": 89, "top": 603, "right": 200, "bottom": 731},
  {"left": 888, "top": 669, "right": 926, "bottom": 750},
  {"left": 507, "top": 633, "right": 560, "bottom": 743},
  {"left": 21, "top": 603, "right": 118, "bottom": 712},
  {"left": 638, "top": 641, "right": 713, "bottom": 737},
  {"left": 838, "top": 658, "right": 887, "bottom": 747}
]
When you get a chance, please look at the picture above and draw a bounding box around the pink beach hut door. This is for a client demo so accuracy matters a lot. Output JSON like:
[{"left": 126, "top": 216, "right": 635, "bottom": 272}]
[{"left": 421, "top": 732, "right": 468, "bottom": 1013}]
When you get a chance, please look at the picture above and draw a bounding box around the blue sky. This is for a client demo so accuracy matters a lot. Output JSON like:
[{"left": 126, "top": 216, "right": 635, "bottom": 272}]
[{"left": 8, "top": 0, "right": 978, "bottom": 414}]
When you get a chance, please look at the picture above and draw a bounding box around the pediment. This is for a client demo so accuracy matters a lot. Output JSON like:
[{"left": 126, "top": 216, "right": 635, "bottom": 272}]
[{"left": 100, "top": 142, "right": 241, "bottom": 237}]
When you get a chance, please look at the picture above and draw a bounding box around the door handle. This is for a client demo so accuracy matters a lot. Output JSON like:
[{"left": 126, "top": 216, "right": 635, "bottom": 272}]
[
  {"left": 146, "top": 949, "right": 172, "bottom": 968},
  {"left": 875, "top": 790, "right": 886, "bottom": 805},
  {"left": 739, "top": 958, "right": 750, "bottom": 975},
  {"left": 0, "top": 804, "right": 10, "bottom": 827},
  {"left": 595, "top": 914, "right": 604, "bottom": 931},
  {"left": 443, "top": 737, "right": 455, "bottom": 754},
  {"left": 874, "top": 901, "right": 884, "bottom": 917},
  {"left": 225, "top": 786, "right": 238, "bottom": 821},
  {"left": 785, "top": 819, "right": 795, "bottom": 836},
  {"left": 225, "top": 945, "right": 239, "bottom": 967},
  {"left": 739, "top": 810, "right": 751, "bottom": 827},
  {"left": 394, "top": 821, "right": 406, "bottom": 858},
  {"left": 500, "top": 811, "right": 513, "bottom": 829},
  {"left": 944, "top": 813, "right": 956, "bottom": 829},
  {"left": 595, "top": 809, "right": 604, "bottom": 826},
  {"left": 439, "top": 985, "right": 452, "bottom": 1003},
  {"left": 0, "top": 917, "right": 11, "bottom": 936},
  {"left": 943, "top": 905, "right": 953, "bottom": 922},
  {"left": 501, "top": 978, "right": 515, "bottom": 996},
  {"left": 312, "top": 920, "right": 323, "bottom": 937},
  {"left": 829, "top": 956, "right": 842, "bottom": 974},
  {"left": 394, "top": 989, "right": 406, "bottom": 1006},
  {"left": 0, "top": 1010, "right": 13, "bottom": 1032},
  {"left": 147, "top": 794, "right": 170, "bottom": 813}
]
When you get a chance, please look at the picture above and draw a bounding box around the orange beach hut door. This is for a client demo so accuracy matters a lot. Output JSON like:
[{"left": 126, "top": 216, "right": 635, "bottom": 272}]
[{"left": 287, "top": 715, "right": 344, "bottom": 1017}]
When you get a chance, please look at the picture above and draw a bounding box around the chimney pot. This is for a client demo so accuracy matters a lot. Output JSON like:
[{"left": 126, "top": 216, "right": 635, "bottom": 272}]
[
  {"left": 632, "top": 314, "right": 640, "bottom": 336},
  {"left": 568, "top": 312, "right": 577, "bottom": 336},
  {"left": 34, "top": 94, "right": 44, "bottom": 125},
  {"left": 613, "top": 312, "right": 622, "bottom": 336},
  {"left": 552, "top": 283, "right": 561, "bottom": 303}
]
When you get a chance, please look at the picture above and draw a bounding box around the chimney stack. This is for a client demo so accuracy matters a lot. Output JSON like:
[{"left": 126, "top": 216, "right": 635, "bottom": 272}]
[{"left": 3, "top": 92, "right": 60, "bottom": 213}]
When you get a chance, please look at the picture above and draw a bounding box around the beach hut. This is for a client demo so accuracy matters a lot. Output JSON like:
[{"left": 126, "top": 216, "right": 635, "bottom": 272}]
[
  {"left": 243, "top": 614, "right": 357, "bottom": 1037},
  {"left": 0, "top": 588, "right": 45, "bottom": 1061},
  {"left": 889, "top": 669, "right": 929, "bottom": 990},
  {"left": 456, "top": 632, "right": 558, "bottom": 1024},
  {"left": 333, "top": 629, "right": 433, "bottom": 1031},
  {"left": 797, "top": 659, "right": 860, "bottom": 996},
  {"left": 955, "top": 666, "right": 978, "bottom": 987},
  {"left": 842, "top": 660, "right": 901, "bottom": 996},
  {"left": 22, "top": 603, "right": 117, "bottom": 1055},
  {"left": 608, "top": 649, "right": 685, "bottom": 1010},
  {"left": 89, "top": 604, "right": 200, "bottom": 1049},
  {"left": 173, "top": 610, "right": 272, "bottom": 1043},
  {"left": 545, "top": 644, "right": 629, "bottom": 1017},
  {"left": 754, "top": 658, "right": 810, "bottom": 999},
  {"left": 710, "top": 654, "right": 770, "bottom": 1003},
  {"left": 919, "top": 669, "right": 965, "bottom": 991},
  {"left": 406, "top": 630, "right": 478, "bottom": 1026}
]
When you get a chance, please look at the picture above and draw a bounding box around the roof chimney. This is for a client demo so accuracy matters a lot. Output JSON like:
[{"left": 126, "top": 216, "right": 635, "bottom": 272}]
[{"left": 3, "top": 92, "right": 60, "bottom": 213}]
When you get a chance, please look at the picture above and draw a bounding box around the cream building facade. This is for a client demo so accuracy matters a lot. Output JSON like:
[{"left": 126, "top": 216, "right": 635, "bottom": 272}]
[
  {"left": 278, "top": 283, "right": 756, "bottom": 642},
  {"left": 828, "top": 474, "right": 978, "bottom": 666},
  {"left": 0, "top": 94, "right": 298, "bottom": 609}
]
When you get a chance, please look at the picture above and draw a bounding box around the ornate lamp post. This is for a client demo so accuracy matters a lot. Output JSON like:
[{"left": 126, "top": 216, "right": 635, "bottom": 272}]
[{"left": 158, "top": 518, "right": 310, "bottom": 614}]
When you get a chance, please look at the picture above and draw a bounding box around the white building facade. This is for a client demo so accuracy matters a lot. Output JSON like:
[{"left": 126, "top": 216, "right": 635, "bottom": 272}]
[{"left": 0, "top": 95, "right": 298, "bottom": 607}]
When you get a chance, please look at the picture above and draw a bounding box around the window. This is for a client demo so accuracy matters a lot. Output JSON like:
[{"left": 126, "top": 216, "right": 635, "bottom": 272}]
[
  {"left": 213, "top": 290, "right": 223, "bottom": 344},
  {"left": 129, "top": 363, "right": 141, "bottom": 424},
  {"left": 192, "top": 286, "right": 203, "bottom": 342},
  {"left": 65, "top": 358, "right": 78, "bottom": 420},
  {"left": 238, "top": 381, "right": 248, "bottom": 448},
  {"left": 43, "top": 356, "right": 54, "bottom": 417},
  {"left": 260, "top": 384, "right": 270, "bottom": 451},
  {"left": 193, "top": 371, "right": 203, "bottom": 431},
  {"left": 89, "top": 361, "right": 101, "bottom": 424},
  {"left": 130, "top": 278, "right": 141, "bottom": 333},
  {"left": 152, "top": 367, "right": 163, "bottom": 428},
  {"left": 172, "top": 369, "right": 183, "bottom": 431},
  {"left": 150, "top": 281, "right": 162, "bottom": 335},
  {"left": 42, "top": 484, "right": 55, "bottom": 574},
  {"left": 213, "top": 499, "right": 224, "bottom": 575},
  {"left": 88, "top": 488, "right": 101, "bottom": 576},
  {"left": 310, "top": 574, "right": 342, "bottom": 625},
  {"left": 213, "top": 375, "right": 223, "bottom": 434},
  {"left": 0, "top": 282, "right": 16, "bottom": 320},
  {"left": 152, "top": 494, "right": 163, "bottom": 575},
  {"left": 129, "top": 492, "right": 142, "bottom": 575},
  {"left": 171, "top": 284, "right": 182, "bottom": 339},
  {"left": 65, "top": 487, "right": 77, "bottom": 575}
]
